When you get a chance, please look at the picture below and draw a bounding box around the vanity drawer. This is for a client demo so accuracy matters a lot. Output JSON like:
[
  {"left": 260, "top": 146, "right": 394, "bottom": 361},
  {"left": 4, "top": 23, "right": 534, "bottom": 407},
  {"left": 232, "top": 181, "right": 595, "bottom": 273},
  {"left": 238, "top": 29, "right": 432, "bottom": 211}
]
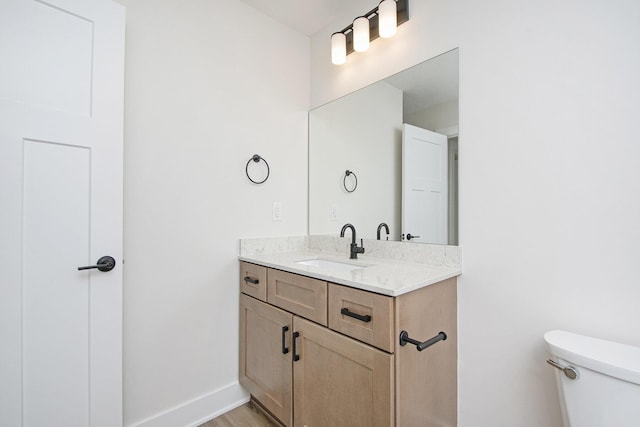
[
  {"left": 239, "top": 261, "right": 267, "bottom": 301},
  {"left": 328, "top": 283, "right": 394, "bottom": 352},
  {"left": 267, "top": 269, "right": 327, "bottom": 326}
]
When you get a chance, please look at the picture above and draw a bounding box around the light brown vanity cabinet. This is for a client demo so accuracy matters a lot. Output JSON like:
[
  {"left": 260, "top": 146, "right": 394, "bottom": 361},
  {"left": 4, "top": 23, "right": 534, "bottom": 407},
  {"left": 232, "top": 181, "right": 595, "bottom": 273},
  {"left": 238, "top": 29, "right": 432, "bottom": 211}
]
[
  {"left": 328, "top": 283, "right": 395, "bottom": 352},
  {"left": 394, "top": 277, "right": 457, "bottom": 426},
  {"left": 239, "top": 262, "right": 457, "bottom": 427},
  {"left": 293, "top": 316, "right": 394, "bottom": 427},
  {"left": 239, "top": 293, "right": 292, "bottom": 426},
  {"left": 239, "top": 261, "right": 267, "bottom": 301},
  {"left": 267, "top": 268, "right": 327, "bottom": 326}
]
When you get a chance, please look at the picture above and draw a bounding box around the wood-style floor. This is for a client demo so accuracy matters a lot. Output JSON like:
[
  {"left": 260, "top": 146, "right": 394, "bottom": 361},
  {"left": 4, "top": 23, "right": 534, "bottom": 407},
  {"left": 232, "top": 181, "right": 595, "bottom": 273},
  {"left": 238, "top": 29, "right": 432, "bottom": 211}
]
[{"left": 198, "top": 402, "right": 279, "bottom": 427}]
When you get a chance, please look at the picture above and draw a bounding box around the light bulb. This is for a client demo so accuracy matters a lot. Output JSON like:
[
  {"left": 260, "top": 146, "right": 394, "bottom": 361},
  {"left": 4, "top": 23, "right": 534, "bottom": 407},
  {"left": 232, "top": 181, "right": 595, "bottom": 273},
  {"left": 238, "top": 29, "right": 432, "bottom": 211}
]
[
  {"left": 378, "top": 0, "right": 397, "bottom": 38},
  {"left": 331, "top": 32, "right": 346, "bottom": 65},
  {"left": 353, "top": 16, "right": 370, "bottom": 52}
]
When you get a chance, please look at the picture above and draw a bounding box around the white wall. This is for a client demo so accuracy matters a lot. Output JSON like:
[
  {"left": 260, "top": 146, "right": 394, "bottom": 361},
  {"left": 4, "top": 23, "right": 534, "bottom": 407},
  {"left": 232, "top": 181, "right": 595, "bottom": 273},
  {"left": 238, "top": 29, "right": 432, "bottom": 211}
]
[
  {"left": 309, "top": 81, "right": 402, "bottom": 240},
  {"left": 312, "top": 0, "right": 640, "bottom": 426},
  {"left": 115, "top": 0, "right": 309, "bottom": 425}
]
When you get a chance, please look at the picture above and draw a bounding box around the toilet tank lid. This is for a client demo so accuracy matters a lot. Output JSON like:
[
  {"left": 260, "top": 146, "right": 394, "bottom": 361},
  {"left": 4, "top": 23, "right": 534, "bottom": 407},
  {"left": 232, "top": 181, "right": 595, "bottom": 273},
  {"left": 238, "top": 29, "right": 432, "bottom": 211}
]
[{"left": 544, "top": 330, "right": 640, "bottom": 385}]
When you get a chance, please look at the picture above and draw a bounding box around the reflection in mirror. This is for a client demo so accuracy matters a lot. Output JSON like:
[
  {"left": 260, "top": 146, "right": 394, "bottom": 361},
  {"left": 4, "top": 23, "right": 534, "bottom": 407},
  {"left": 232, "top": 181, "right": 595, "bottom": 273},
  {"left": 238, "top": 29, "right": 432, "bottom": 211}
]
[{"left": 309, "top": 48, "right": 459, "bottom": 244}]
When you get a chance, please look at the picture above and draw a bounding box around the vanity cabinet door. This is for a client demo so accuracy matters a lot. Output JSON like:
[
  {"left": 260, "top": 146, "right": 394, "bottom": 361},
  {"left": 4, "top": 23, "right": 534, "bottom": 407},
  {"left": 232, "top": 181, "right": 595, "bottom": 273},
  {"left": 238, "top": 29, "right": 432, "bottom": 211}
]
[
  {"left": 240, "top": 261, "right": 267, "bottom": 301},
  {"left": 239, "top": 294, "right": 293, "bottom": 427},
  {"left": 328, "top": 283, "right": 395, "bottom": 352},
  {"left": 293, "top": 316, "right": 394, "bottom": 427},
  {"left": 267, "top": 268, "right": 327, "bottom": 326}
]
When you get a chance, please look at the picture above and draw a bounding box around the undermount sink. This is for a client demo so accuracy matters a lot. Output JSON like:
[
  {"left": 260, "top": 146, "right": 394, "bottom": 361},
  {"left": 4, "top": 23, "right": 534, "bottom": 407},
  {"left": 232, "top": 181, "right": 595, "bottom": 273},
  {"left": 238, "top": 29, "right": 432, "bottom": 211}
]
[{"left": 295, "top": 258, "right": 365, "bottom": 272}]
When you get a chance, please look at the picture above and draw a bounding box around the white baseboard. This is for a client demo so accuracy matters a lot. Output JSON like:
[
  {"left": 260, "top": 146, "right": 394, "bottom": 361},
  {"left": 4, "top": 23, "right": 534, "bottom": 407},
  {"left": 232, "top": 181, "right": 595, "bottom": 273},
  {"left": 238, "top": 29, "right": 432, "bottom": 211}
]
[{"left": 129, "top": 382, "right": 249, "bottom": 427}]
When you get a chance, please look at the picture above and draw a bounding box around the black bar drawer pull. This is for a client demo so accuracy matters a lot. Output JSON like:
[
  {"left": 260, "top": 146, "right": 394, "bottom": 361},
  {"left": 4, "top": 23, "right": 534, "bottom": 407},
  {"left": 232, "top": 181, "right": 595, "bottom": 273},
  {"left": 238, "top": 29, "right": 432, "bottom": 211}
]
[
  {"left": 281, "top": 325, "right": 289, "bottom": 354},
  {"left": 340, "top": 307, "right": 372, "bottom": 323},
  {"left": 243, "top": 276, "right": 259, "bottom": 285},
  {"left": 399, "top": 330, "right": 447, "bottom": 351},
  {"left": 292, "top": 331, "right": 300, "bottom": 361}
]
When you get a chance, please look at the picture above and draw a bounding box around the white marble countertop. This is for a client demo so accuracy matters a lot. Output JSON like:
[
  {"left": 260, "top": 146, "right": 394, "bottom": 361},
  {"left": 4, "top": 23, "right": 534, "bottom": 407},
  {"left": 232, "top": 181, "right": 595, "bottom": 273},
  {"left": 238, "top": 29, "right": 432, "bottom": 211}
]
[{"left": 239, "top": 249, "right": 461, "bottom": 297}]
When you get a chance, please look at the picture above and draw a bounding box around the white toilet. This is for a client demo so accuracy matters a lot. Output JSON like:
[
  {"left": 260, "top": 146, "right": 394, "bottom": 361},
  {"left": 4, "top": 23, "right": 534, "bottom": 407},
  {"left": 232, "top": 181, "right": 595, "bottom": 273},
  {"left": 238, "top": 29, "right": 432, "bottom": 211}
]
[{"left": 544, "top": 330, "right": 640, "bottom": 427}]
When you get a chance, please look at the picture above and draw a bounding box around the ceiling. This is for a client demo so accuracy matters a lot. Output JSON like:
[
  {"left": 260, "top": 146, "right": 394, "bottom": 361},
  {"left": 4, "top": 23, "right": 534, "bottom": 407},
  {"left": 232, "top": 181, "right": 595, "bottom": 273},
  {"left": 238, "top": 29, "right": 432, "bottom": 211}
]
[
  {"left": 237, "top": 0, "right": 354, "bottom": 36},
  {"left": 385, "top": 49, "right": 459, "bottom": 114}
]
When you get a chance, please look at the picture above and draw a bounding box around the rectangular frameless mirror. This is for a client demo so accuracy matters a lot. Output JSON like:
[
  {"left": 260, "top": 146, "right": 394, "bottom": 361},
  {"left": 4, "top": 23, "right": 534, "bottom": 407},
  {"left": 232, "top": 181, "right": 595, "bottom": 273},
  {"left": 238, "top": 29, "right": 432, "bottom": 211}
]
[{"left": 309, "top": 48, "right": 459, "bottom": 244}]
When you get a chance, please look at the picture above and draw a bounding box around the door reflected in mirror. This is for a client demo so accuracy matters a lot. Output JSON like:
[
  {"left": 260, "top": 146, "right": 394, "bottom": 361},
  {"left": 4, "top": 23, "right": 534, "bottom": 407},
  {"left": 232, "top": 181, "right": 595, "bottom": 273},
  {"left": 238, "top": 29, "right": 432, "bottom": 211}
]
[{"left": 309, "top": 48, "right": 459, "bottom": 244}]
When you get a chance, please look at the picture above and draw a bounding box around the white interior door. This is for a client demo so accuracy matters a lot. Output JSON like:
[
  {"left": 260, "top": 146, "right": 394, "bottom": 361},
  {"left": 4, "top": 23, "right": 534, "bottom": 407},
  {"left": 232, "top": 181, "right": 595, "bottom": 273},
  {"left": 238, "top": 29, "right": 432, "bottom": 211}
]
[
  {"left": 402, "top": 124, "right": 448, "bottom": 244},
  {"left": 0, "top": 0, "right": 125, "bottom": 425}
]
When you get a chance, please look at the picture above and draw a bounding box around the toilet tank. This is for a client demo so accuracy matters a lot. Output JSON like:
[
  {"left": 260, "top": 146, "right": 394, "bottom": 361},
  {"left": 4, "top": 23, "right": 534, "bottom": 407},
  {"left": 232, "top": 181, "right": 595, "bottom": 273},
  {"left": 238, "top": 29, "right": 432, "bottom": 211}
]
[{"left": 544, "top": 330, "right": 640, "bottom": 427}]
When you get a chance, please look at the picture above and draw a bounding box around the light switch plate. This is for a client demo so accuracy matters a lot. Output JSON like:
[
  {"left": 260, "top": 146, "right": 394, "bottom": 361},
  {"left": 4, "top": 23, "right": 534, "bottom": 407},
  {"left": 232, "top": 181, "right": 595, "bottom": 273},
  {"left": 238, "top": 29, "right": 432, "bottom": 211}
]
[{"left": 272, "top": 202, "right": 282, "bottom": 222}]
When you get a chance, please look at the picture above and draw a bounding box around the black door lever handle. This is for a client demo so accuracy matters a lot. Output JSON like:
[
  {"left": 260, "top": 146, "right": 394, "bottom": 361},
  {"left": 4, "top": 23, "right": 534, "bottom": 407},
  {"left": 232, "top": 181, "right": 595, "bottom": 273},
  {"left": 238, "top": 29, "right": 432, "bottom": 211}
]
[{"left": 78, "top": 256, "right": 116, "bottom": 272}]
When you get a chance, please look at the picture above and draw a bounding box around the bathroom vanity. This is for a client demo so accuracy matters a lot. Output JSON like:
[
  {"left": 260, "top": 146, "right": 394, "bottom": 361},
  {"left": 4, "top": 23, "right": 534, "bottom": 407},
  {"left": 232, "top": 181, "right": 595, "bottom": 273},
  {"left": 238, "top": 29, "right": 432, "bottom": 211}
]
[{"left": 238, "top": 237, "right": 460, "bottom": 427}]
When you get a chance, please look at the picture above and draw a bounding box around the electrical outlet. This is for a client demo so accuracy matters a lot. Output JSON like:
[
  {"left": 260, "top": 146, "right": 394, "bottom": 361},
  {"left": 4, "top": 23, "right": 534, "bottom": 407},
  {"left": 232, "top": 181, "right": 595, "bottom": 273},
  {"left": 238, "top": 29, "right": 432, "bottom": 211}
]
[{"left": 272, "top": 202, "right": 282, "bottom": 222}]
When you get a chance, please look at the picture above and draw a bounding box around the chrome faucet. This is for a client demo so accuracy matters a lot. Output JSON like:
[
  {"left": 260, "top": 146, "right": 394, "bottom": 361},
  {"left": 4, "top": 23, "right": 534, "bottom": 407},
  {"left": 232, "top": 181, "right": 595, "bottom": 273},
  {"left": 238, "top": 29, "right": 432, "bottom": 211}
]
[
  {"left": 340, "top": 223, "right": 365, "bottom": 259},
  {"left": 377, "top": 223, "right": 390, "bottom": 240}
]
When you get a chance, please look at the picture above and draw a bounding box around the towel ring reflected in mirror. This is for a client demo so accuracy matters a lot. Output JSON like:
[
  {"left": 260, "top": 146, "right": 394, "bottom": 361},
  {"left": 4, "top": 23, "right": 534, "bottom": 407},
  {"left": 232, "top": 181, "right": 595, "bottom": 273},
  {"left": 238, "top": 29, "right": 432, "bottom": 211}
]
[{"left": 343, "top": 170, "right": 358, "bottom": 193}]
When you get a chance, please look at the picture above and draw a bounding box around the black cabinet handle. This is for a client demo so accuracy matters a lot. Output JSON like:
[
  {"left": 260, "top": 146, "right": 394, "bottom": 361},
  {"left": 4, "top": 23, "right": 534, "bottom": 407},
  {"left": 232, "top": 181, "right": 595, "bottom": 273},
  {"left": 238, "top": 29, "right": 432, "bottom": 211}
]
[
  {"left": 292, "top": 331, "right": 300, "bottom": 361},
  {"left": 244, "top": 276, "right": 259, "bottom": 285},
  {"left": 399, "top": 330, "right": 447, "bottom": 351},
  {"left": 281, "top": 325, "right": 289, "bottom": 354},
  {"left": 340, "top": 307, "right": 372, "bottom": 323}
]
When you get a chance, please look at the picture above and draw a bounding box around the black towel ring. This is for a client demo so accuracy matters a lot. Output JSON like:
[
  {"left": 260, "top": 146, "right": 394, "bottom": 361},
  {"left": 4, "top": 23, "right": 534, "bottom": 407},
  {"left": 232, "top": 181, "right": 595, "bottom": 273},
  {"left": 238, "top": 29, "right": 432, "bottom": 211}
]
[
  {"left": 246, "top": 154, "right": 270, "bottom": 184},
  {"left": 343, "top": 170, "right": 358, "bottom": 193}
]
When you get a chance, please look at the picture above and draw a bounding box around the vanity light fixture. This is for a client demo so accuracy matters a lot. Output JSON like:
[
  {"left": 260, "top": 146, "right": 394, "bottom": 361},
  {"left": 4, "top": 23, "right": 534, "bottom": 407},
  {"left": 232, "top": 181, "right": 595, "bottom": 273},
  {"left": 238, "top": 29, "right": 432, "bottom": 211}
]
[
  {"left": 330, "top": 0, "right": 409, "bottom": 65},
  {"left": 353, "top": 16, "right": 370, "bottom": 52},
  {"left": 331, "top": 32, "right": 347, "bottom": 65},
  {"left": 378, "top": 0, "right": 398, "bottom": 38}
]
